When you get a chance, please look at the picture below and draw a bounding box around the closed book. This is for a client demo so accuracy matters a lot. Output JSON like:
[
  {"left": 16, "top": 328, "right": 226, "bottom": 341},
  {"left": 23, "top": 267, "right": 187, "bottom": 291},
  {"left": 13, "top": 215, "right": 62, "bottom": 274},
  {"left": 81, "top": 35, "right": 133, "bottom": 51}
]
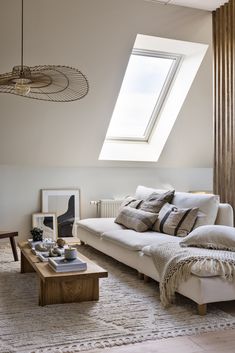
[
  {"left": 48, "top": 262, "right": 87, "bottom": 273},
  {"left": 48, "top": 257, "right": 87, "bottom": 271},
  {"left": 38, "top": 253, "right": 62, "bottom": 262}
]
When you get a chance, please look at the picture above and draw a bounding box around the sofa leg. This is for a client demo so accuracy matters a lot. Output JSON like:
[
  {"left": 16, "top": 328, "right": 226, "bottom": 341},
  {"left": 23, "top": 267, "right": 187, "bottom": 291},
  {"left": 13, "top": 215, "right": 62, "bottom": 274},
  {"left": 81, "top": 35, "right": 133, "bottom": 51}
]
[
  {"left": 198, "top": 304, "right": 207, "bottom": 316},
  {"left": 138, "top": 272, "right": 144, "bottom": 280},
  {"left": 144, "top": 274, "right": 150, "bottom": 283},
  {"left": 80, "top": 241, "right": 85, "bottom": 245}
]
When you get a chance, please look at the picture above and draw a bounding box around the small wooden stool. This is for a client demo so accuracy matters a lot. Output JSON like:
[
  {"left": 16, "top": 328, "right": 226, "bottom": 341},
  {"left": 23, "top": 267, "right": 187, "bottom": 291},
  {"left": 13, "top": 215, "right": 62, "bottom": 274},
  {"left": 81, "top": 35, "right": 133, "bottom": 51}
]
[{"left": 0, "top": 231, "right": 19, "bottom": 261}]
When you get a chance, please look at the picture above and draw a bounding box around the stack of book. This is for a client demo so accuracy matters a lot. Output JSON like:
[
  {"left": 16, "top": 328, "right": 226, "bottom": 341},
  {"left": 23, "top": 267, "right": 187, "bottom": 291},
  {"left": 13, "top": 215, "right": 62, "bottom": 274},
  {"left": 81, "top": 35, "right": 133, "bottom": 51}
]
[
  {"left": 48, "top": 257, "right": 87, "bottom": 272},
  {"left": 28, "top": 238, "right": 55, "bottom": 249},
  {"left": 38, "top": 252, "right": 63, "bottom": 262}
]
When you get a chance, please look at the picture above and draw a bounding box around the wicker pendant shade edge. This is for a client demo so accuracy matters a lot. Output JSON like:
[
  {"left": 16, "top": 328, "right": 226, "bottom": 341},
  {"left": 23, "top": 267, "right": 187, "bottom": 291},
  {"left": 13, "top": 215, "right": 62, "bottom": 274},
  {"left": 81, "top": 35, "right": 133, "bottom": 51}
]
[{"left": 0, "top": 0, "right": 89, "bottom": 102}]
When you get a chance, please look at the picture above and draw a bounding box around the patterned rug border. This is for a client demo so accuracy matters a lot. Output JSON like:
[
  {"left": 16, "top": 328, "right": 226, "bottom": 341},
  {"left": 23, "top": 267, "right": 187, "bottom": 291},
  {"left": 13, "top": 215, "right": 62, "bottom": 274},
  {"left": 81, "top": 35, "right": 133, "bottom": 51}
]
[
  {"left": 33, "top": 321, "right": 235, "bottom": 353},
  {"left": 1, "top": 244, "right": 235, "bottom": 353}
]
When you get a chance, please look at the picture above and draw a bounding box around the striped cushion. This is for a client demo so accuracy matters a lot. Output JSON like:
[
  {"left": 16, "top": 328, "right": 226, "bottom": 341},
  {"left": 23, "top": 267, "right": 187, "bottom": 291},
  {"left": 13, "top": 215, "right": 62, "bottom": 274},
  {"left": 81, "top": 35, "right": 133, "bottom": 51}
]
[
  {"left": 153, "top": 203, "right": 199, "bottom": 237},
  {"left": 140, "top": 190, "right": 175, "bottom": 214},
  {"left": 119, "top": 196, "right": 143, "bottom": 210},
  {"left": 115, "top": 206, "right": 158, "bottom": 232}
]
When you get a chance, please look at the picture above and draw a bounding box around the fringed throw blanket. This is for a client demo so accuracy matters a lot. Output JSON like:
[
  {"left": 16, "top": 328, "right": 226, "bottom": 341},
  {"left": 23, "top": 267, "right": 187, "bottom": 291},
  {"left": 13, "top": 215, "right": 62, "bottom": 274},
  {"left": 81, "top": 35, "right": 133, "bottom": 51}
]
[{"left": 149, "top": 242, "right": 235, "bottom": 306}]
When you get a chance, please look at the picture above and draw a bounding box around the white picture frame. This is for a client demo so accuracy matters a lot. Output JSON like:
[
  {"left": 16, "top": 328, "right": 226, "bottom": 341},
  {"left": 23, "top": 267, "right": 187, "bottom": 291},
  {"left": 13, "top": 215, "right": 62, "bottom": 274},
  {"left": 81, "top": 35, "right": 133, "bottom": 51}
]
[
  {"left": 41, "top": 189, "right": 80, "bottom": 238},
  {"left": 32, "top": 213, "right": 57, "bottom": 240}
]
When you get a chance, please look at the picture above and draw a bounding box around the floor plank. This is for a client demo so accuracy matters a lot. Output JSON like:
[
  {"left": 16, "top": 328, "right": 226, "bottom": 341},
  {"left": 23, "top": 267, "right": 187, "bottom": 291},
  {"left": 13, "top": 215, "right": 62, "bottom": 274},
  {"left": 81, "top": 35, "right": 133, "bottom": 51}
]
[{"left": 87, "top": 329, "right": 235, "bottom": 353}]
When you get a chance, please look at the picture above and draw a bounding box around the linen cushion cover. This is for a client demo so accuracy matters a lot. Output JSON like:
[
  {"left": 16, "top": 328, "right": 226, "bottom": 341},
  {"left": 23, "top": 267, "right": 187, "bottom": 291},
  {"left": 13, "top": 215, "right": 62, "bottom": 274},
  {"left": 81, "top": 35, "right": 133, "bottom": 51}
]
[
  {"left": 153, "top": 203, "right": 199, "bottom": 237},
  {"left": 180, "top": 225, "right": 235, "bottom": 251},
  {"left": 172, "top": 192, "right": 220, "bottom": 229},
  {"left": 140, "top": 190, "right": 175, "bottom": 214},
  {"left": 115, "top": 206, "right": 158, "bottom": 232},
  {"left": 135, "top": 185, "right": 220, "bottom": 229},
  {"left": 119, "top": 196, "right": 143, "bottom": 210},
  {"left": 135, "top": 185, "right": 168, "bottom": 200}
]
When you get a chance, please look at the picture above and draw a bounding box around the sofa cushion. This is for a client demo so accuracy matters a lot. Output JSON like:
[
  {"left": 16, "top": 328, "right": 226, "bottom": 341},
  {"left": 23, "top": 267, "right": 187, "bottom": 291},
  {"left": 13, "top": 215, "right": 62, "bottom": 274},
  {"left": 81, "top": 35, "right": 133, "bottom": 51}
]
[
  {"left": 115, "top": 207, "right": 158, "bottom": 232},
  {"left": 180, "top": 225, "right": 235, "bottom": 252},
  {"left": 135, "top": 185, "right": 167, "bottom": 200},
  {"left": 77, "top": 218, "right": 124, "bottom": 237},
  {"left": 172, "top": 192, "right": 220, "bottom": 228},
  {"left": 135, "top": 185, "right": 220, "bottom": 228},
  {"left": 153, "top": 203, "right": 199, "bottom": 237},
  {"left": 102, "top": 229, "right": 180, "bottom": 251},
  {"left": 140, "top": 190, "right": 175, "bottom": 213},
  {"left": 119, "top": 196, "right": 143, "bottom": 209}
]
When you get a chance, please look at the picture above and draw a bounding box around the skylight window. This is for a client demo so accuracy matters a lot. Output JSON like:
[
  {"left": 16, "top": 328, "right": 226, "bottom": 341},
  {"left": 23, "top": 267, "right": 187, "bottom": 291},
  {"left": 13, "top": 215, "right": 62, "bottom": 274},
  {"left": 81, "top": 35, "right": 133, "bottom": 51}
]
[
  {"left": 107, "top": 50, "right": 181, "bottom": 141},
  {"left": 99, "top": 34, "right": 208, "bottom": 162}
]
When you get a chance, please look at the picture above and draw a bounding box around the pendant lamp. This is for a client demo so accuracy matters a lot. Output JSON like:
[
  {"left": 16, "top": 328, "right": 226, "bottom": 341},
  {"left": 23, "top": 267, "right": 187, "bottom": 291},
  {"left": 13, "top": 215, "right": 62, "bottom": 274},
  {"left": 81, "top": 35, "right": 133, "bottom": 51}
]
[{"left": 0, "top": 0, "right": 89, "bottom": 102}]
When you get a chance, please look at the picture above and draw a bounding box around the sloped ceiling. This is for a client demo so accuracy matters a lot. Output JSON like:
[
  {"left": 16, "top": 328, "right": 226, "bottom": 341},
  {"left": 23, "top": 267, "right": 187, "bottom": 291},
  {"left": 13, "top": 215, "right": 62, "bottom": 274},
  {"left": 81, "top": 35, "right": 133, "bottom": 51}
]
[
  {"left": 0, "top": 0, "right": 213, "bottom": 168},
  {"left": 145, "top": 0, "right": 228, "bottom": 11}
]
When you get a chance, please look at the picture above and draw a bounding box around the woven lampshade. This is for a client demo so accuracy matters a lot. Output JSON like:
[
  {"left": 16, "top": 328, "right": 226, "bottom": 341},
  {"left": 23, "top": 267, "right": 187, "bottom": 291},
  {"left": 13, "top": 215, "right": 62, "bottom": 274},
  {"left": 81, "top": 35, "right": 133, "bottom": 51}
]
[
  {"left": 0, "top": 0, "right": 89, "bottom": 102},
  {"left": 0, "top": 65, "right": 89, "bottom": 102}
]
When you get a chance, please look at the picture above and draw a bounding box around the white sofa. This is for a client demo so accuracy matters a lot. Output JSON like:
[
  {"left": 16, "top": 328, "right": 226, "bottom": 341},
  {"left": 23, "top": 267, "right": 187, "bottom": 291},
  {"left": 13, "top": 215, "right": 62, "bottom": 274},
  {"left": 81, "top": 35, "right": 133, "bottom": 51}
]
[{"left": 77, "top": 186, "right": 234, "bottom": 315}]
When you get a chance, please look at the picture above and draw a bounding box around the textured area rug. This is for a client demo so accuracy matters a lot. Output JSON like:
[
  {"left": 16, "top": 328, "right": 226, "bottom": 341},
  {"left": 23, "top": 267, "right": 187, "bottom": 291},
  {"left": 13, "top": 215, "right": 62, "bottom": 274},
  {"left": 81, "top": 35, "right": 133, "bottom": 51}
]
[{"left": 1, "top": 245, "right": 235, "bottom": 353}]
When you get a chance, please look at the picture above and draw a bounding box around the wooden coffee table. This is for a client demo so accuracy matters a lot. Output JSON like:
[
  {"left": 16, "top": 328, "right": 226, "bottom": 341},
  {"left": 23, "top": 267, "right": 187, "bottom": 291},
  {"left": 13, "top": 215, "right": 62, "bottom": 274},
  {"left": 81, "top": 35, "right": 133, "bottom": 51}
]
[{"left": 18, "top": 242, "right": 108, "bottom": 306}]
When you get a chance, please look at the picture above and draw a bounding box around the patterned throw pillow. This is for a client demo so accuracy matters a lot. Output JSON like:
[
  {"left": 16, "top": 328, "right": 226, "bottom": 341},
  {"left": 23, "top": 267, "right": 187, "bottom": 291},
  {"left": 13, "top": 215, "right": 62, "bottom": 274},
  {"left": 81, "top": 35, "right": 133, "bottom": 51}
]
[
  {"left": 119, "top": 196, "right": 143, "bottom": 210},
  {"left": 153, "top": 203, "right": 199, "bottom": 237},
  {"left": 140, "top": 190, "right": 175, "bottom": 214},
  {"left": 115, "top": 206, "right": 158, "bottom": 232}
]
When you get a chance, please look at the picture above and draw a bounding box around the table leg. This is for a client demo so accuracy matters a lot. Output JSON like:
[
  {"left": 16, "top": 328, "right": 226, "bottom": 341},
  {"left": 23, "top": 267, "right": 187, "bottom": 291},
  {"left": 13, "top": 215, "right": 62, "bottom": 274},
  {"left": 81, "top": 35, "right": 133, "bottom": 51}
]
[
  {"left": 39, "top": 278, "right": 46, "bottom": 306},
  {"left": 21, "top": 251, "right": 35, "bottom": 273},
  {"left": 10, "top": 236, "right": 19, "bottom": 261}
]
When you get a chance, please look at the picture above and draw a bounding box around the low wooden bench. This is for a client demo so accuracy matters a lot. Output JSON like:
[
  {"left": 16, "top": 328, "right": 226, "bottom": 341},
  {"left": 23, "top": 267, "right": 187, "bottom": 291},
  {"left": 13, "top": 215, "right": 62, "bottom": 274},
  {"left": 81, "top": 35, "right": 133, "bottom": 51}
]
[{"left": 0, "top": 231, "right": 18, "bottom": 261}]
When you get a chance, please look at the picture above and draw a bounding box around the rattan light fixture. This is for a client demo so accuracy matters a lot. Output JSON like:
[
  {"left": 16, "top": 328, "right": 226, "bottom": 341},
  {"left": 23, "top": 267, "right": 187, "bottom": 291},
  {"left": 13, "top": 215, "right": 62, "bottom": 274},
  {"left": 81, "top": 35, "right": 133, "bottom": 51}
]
[{"left": 0, "top": 0, "right": 89, "bottom": 102}]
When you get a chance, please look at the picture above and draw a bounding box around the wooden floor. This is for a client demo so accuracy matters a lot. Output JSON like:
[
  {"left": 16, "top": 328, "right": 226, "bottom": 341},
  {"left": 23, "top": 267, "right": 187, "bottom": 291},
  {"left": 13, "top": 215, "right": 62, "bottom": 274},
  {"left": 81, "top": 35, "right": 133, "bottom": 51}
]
[
  {"left": 87, "top": 301, "right": 235, "bottom": 353},
  {"left": 88, "top": 329, "right": 235, "bottom": 353}
]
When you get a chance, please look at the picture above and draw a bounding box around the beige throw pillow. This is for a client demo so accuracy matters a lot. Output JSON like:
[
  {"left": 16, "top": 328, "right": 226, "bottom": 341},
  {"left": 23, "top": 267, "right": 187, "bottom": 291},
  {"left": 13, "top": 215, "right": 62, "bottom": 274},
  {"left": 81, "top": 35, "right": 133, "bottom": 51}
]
[
  {"left": 180, "top": 225, "right": 235, "bottom": 251},
  {"left": 153, "top": 203, "right": 198, "bottom": 237},
  {"left": 115, "top": 206, "right": 158, "bottom": 232},
  {"left": 140, "top": 190, "right": 175, "bottom": 214}
]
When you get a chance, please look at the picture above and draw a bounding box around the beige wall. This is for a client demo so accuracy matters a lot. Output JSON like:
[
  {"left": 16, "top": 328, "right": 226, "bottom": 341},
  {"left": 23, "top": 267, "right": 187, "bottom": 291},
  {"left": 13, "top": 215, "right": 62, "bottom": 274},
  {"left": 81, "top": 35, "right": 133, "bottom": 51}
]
[
  {"left": 0, "top": 0, "right": 213, "bottom": 238},
  {"left": 0, "top": 165, "right": 212, "bottom": 240},
  {"left": 0, "top": 0, "right": 212, "bottom": 167}
]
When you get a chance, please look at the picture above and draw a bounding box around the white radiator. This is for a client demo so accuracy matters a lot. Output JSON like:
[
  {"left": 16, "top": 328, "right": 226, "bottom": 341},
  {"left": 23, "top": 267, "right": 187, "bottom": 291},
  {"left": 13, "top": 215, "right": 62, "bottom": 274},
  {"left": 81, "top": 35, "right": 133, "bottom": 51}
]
[{"left": 90, "top": 199, "right": 123, "bottom": 218}]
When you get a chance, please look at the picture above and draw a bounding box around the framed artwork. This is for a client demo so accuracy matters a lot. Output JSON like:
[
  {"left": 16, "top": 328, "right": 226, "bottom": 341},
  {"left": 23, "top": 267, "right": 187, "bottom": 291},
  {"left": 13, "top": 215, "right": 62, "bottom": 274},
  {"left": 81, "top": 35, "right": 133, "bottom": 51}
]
[
  {"left": 42, "top": 189, "right": 80, "bottom": 237},
  {"left": 32, "top": 213, "right": 57, "bottom": 240}
]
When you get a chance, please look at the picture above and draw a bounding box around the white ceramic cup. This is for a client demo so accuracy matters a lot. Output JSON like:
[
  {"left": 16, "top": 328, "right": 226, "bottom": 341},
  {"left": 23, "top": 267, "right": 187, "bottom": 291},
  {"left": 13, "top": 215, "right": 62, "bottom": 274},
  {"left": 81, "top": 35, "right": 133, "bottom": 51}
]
[{"left": 64, "top": 247, "right": 77, "bottom": 260}]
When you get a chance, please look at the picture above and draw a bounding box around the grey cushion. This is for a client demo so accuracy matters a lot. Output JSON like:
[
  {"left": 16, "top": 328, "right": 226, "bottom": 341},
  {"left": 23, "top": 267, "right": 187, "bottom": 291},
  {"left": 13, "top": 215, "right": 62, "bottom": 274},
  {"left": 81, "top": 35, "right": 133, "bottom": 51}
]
[
  {"left": 115, "top": 206, "right": 158, "bottom": 232},
  {"left": 140, "top": 190, "right": 175, "bottom": 213},
  {"left": 119, "top": 196, "right": 143, "bottom": 209},
  {"left": 153, "top": 203, "right": 199, "bottom": 237},
  {"left": 180, "top": 225, "right": 235, "bottom": 251}
]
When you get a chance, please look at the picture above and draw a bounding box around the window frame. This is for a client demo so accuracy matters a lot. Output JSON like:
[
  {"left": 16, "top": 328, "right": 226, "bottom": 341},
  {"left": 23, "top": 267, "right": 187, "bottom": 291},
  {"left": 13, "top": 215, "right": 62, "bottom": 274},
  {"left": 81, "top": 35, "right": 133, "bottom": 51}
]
[{"left": 106, "top": 48, "right": 182, "bottom": 142}]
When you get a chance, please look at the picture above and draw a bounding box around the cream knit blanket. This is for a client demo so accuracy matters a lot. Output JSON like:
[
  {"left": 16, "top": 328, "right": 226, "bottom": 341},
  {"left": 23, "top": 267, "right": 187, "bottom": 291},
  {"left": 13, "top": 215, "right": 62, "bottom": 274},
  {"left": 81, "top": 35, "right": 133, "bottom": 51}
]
[{"left": 149, "top": 242, "right": 235, "bottom": 306}]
